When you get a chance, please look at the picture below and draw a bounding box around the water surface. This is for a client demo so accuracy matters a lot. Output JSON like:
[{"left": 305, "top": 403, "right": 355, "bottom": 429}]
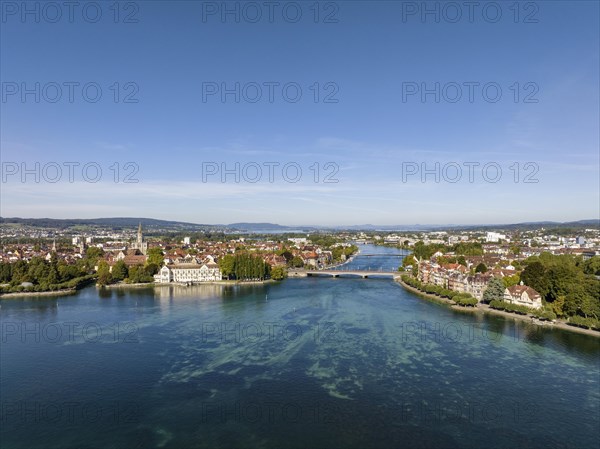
[{"left": 1, "top": 245, "right": 598, "bottom": 448}]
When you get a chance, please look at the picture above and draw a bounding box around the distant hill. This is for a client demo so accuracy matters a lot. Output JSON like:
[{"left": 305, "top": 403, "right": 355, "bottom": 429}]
[
  {"left": 227, "top": 222, "right": 317, "bottom": 232},
  {"left": 330, "top": 224, "right": 449, "bottom": 231},
  {"left": 1, "top": 217, "right": 597, "bottom": 232},
  {"left": 0, "top": 217, "right": 221, "bottom": 230},
  {"left": 448, "top": 219, "right": 599, "bottom": 232}
]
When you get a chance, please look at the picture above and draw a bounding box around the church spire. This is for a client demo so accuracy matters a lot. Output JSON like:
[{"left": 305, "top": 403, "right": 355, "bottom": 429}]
[{"left": 137, "top": 222, "right": 143, "bottom": 244}]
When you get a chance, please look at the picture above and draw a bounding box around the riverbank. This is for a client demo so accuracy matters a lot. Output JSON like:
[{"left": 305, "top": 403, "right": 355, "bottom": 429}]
[
  {"left": 395, "top": 278, "right": 600, "bottom": 338},
  {"left": 102, "top": 279, "right": 277, "bottom": 289},
  {"left": 395, "top": 278, "right": 456, "bottom": 306},
  {"left": 101, "top": 282, "right": 157, "bottom": 288},
  {"left": 0, "top": 288, "right": 77, "bottom": 299}
]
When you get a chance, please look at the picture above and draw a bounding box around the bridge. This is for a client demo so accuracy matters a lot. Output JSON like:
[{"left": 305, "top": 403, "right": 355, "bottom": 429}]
[
  {"left": 355, "top": 254, "right": 406, "bottom": 257},
  {"left": 305, "top": 270, "right": 400, "bottom": 279}
]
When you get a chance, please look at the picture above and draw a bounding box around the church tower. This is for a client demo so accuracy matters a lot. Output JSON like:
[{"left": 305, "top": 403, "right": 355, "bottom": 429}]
[
  {"left": 137, "top": 222, "right": 143, "bottom": 247},
  {"left": 133, "top": 222, "right": 148, "bottom": 255}
]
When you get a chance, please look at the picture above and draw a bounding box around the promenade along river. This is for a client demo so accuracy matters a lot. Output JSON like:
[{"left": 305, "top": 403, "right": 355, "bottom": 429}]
[{"left": 1, "top": 245, "right": 598, "bottom": 449}]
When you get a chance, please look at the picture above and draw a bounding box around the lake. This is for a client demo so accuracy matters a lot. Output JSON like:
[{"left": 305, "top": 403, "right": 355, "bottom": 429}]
[{"left": 1, "top": 245, "right": 598, "bottom": 448}]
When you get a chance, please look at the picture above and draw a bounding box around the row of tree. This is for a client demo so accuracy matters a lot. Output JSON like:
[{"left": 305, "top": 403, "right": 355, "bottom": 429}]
[{"left": 218, "top": 253, "right": 271, "bottom": 280}]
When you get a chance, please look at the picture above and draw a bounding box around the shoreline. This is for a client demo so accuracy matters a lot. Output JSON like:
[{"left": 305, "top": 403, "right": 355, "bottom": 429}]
[
  {"left": 0, "top": 288, "right": 77, "bottom": 299},
  {"left": 395, "top": 279, "right": 456, "bottom": 306},
  {"left": 102, "top": 279, "right": 277, "bottom": 289},
  {"left": 395, "top": 278, "right": 600, "bottom": 338}
]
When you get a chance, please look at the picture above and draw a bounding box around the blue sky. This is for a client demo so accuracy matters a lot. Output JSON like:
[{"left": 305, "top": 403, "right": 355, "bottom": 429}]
[{"left": 1, "top": 1, "right": 598, "bottom": 226}]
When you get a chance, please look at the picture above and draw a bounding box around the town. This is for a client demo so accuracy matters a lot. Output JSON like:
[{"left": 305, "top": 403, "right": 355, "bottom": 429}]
[{"left": 1, "top": 221, "right": 598, "bottom": 331}]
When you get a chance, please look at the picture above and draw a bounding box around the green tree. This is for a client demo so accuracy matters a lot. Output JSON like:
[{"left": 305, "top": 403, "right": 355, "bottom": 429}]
[
  {"left": 580, "top": 294, "right": 600, "bottom": 320},
  {"left": 218, "top": 254, "right": 235, "bottom": 280},
  {"left": 520, "top": 261, "right": 550, "bottom": 298},
  {"left": 0, "top": 263, "right": 12, "bottom": 283},
  {"left": 279, "top": 250, "right": 293, "bottom": 263},
  {"left": 112, "top": 260, "right": 128, "bottom": 281},
  {"left": 475, "top": 263, "right": 487, "bottom": 273},
  {"left": 28, "top": 257, "right": 49, "bottom": 284},
  {"left": 96, "top": 260, "right": 113, "bottom": 286},
  {"left": 85, "top": 247, "right": 104, "bottom": 265},
  {"left": 145, "top": 263, "right": 159, "bottom": 276},
  {"left": 289, "top": 256, "right": 304, "bottom": 268},
  {"left": 10, "top": 260, "right": 29, "bottom": 284},
  {"left": 127, "top": 265, "right": 153, "bottom": 283},
  {"left": 502, "top": 274, "right": 520, "bottom": 288},
  {"left": 482, "top": 277, "right": 505, "bottom": 304},
  {"left": 552, "top": 295, "right": 566, "bottom": 317},
  {"left": 546, "top": 263, "right": 584, "bottom": 302},
  {"left": 47, "top": 253, "right": 60, "bottom": 285},
  {"left": 146, "top": 247, "right": 164, "bottom": 267},
  {"left": 402, "top": 254, "right": 417, "bottom": 270},
  {"left": 583, "top": 256, "right": 600, "bottom": 276},
  {"left": 58, "top": 262, "right": 82, "bottom": 281},
  {"left": 452, "top": 242, "right": 483, "bottom": 256},
  {"left": 271, "top": 265, "right": 287, "bottom": 280}
]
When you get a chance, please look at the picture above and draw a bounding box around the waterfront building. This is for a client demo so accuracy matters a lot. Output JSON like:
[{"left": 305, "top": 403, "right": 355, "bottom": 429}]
[
  {"left": 504, "top": 283, "right": 543, "bottom": 309},
  {"left": 154, "top": 257, "right": 222, "bottom": 283}
]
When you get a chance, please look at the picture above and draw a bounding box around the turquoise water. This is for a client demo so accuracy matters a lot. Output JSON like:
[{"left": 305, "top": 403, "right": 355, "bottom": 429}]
[{"left": 1, "top": 245, "right": 599, "bottom": 448}]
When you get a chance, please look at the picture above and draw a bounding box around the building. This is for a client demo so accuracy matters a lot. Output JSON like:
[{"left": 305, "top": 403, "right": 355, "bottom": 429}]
[
  {"left": 504, "top": 283, "right": 542, "bottom": 309},
  {"left": 115, "top": 249, "right": 148, "bottom": 267},
  {"left": 154, "top": 258, "right": 222, "bottom": 284},
  {"left": 466, "top": 273, "right": 492, "bottom": 300},
  {"left": 288, "top": 237, "right": 308, "bottom": 247},
  {"left": 417, "top": 260, "right": 492, "bottom": 301},
  {"left": 486, "top": 232, "right": 506, "bottom": 243}
]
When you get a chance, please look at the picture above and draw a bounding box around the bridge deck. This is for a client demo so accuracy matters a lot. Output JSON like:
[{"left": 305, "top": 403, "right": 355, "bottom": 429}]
[{"left": 305, "top": 270, "right": 399, "bottom": 278}]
